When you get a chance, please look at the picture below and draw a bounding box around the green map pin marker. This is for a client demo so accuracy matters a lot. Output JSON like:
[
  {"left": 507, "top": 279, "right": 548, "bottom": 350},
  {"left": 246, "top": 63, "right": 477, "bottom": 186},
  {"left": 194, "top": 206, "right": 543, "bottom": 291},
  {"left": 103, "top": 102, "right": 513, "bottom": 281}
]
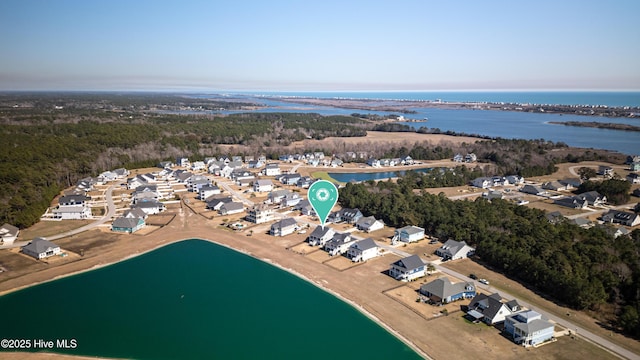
[{"left": 308, "top": 180, "right": 338, "bottom": 229}]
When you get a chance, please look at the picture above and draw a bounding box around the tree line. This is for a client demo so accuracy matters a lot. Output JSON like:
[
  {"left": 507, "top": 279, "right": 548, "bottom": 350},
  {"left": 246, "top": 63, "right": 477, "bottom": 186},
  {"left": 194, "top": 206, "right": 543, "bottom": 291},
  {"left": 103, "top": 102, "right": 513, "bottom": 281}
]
[{"left": 339, "top": 180, "right": 640, "bottom": 336}]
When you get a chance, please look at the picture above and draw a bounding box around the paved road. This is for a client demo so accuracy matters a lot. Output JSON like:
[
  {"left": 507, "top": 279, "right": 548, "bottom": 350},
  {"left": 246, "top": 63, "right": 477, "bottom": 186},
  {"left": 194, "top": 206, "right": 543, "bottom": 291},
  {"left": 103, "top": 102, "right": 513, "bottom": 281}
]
[
  {"left": 0, "top": 186, "right": 117, "bottom": 250},
  {"left": 218, "top": 179, "right": 255, "bottom": 207}
]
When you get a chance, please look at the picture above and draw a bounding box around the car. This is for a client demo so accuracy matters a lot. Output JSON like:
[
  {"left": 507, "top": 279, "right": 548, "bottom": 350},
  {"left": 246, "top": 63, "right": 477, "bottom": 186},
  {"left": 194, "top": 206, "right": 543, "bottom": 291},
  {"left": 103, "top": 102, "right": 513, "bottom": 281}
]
[
  {"left": 469, "top": 274, "right": 478, "bottom": 280},
  {"left": 478, "top": 279, "right": 490, "bottom": 285}
]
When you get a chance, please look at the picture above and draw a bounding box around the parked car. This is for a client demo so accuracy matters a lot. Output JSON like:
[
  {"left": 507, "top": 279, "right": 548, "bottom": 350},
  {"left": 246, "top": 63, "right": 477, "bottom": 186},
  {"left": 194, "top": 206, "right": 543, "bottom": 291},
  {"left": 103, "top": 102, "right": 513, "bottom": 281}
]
[
  {"left": 469, "top": 273, "right": 478, "bottom": 280},
  {"left": 479, "top": 278, "right": 490, "bottom": 285}
]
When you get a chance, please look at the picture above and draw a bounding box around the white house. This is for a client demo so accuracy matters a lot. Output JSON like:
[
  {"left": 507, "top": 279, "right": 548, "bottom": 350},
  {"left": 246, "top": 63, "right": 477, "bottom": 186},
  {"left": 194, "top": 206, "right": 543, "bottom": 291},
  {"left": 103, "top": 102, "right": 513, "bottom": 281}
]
[
  {"left": 324, "top": 233, "right": 355, "bottom": 256},
  {"left": 53, "top": 194, "right": 92, "bottom": 220},
  {"left": 21, "top": 237, "right": 61, "bottom": 259},
  {"left": 348, "top": 238, "right": 379, "bottom": 262},
  {"left": 264, "top": 163, "right": 281, "bottom": 176},
  {"left": 199, "top": 185, "right": 221, "bottom": 200},
  {"left": 191, "top": 161, "right": 206, "bottom": 171},
  {"left": 435, "top": 239, "right": 475, "bottom": 260},
  {"left": 355, "top": 216, "right": 384, "bottom": 233},
  {"left": 389, "top": 254, "right": 426, "bottom": 281},
  {"left": 467, "top": 293, "right": 521, "bottom": 325},
  {"left": 504, "top": 310, "right": 555, "bottom": 347},
  {"left": 253, "top": 179, "right": 274, "bottom": 192},
  {"left": 270, "top": 218, "right": 298, "bottom": 237},
  {"left": 393, "top": 226, "right": 425, "bottom": 244},
  {"left": 246, "top": 204, "right": 273, "bottom": 224},
  {"left": 132, "top": 200, "right": 166, "bottom": 215},
  {"left": 0, "top": 223, "right": 19, "bottom": 245},
  {"left": 308, "top": 226, "right": 335, "bottom": 246}
]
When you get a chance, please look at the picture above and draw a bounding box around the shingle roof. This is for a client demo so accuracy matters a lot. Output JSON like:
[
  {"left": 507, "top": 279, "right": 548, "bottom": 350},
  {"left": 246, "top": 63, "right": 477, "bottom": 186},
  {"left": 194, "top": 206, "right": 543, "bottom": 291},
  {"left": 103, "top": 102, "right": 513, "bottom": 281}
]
[
  {"left": 22, "top": 237, "right": 59, "bottom": 254},
  {"left": 391, "top": 254, "right": 424, "bottom": 271},
  {"left": 353, "top": 238, "right": 377, "bottom": 251}
]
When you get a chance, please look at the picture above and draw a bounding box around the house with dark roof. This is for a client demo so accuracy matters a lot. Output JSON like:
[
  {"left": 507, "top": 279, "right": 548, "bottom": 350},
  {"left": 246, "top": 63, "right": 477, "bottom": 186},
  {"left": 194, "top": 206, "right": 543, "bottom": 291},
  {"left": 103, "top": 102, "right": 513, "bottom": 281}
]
[
  {"left": 206, "top": 196, "right": 233, "bottom": 211},
  {"left": 601, "top": 210, "right": 640, "bottom": 227},
  {"left": 467, "top": 293, "right": 521, "bottom": 325},
  {"left": 504, "top": 310, "right": 555, "bottom": 347},
  {"left": 329, "top": 208, "right": 363, "bottom": 224},
  {"left": 219, "top": 202, "right": 245, "bottom": 215},
  {"left": 520, "top": 185, "right": 547, "bottom": 196},
  {"left": 270, "top": 218, "right": 298, "bottom": 237},
  {"left": 419, "top": 277, "right": 476, "bottom": 304},
  {"left": 112, "top": 216, "right": 145, "bottom": 233},
  {"left": 324, "top": 233, "right": 355, "bottom": 256},
  {"left": 253, "top": 179, "right": 273, "bottom": 192},
  {"left": 576, "top": 191, "right": 606, "bottom": 206},
  {"left": 308, "top": 226, "right": 335, "bottom": 246},
  {"left": 545, "top": 211, "right": 564, "bottom": 224},
  {"left": 132, "top": 199, "right": 165, "bottom": 215},
  {"left": 21, "top": 237, "right": 61, "bottom": 259},
  {"left": 553, "top": 196, "right": 588, "bottom": 209},
  {"left": 393, "top": 226, "right": 425, "bottom": 244},
  {"left": 435, "top": 239, "right": 475, "bottom": 260},
  {"left": 279, "top": 173, "right": 301, "bottom": 186},
  {"left": 389, "top": 254, "right": 426, "bottom": 281},
  {"left": 347, "top": 238, "right": 378, "bottom": 262}
]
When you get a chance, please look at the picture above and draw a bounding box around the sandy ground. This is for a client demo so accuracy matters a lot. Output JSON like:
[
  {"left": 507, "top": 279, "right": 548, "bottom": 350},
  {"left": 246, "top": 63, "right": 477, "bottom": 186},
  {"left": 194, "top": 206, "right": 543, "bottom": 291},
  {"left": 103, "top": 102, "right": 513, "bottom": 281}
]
[
  {"left": 0, "top": 195, "right": 627, "bottom": 360},
  {"left": 288, "top": 131, "right": 481, "bottom": 149},
  {"left": 2, "top": 159, "right": 638, "bottom": 360}
]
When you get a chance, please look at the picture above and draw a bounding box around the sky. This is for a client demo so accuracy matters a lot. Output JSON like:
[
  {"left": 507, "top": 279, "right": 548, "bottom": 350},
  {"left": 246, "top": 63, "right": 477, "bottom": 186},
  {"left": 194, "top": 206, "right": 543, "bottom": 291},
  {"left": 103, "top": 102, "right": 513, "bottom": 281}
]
[{"left": 1, "top": 0, "right": 639, "bottom": 91}]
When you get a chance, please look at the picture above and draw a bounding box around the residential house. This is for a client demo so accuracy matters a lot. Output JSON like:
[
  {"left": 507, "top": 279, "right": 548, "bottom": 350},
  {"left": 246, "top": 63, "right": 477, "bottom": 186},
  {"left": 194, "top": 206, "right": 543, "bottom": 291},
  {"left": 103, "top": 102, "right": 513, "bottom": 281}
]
[
  {"left": 570, "top": 218, "right": 593, "bottom": 228},
  {"left": 75, "top": 177, "right": 97, "bottom": 192},
  {"left": 132, "top": 199, "right": 166, "bottom": 215},
  {"left": 506, "top": 175, "right": 525, "bottom": 185},
  {"left": 465, "top": 153, "right": 477, "bottom": 162},
  {"left": 553, "top": 196, "right": 588, "bottom": 209},
  {"left": 98, "top": 171, "right": 117, "bottom": 183},
  {"left": 504, "top": 310, "right": 555, "bottom": 347},
  {"left": 270, "top": 218, "right": 298, "bottom": 237},
  {"left": 388, "top": 254, "right": 426, "bottom": 281},
  {"left": 253, "top": 179, "right": 274, "bottom": 192},
  {"left": 191, "top": 161, "right": 206, "bottom": 172},
  {"left": 435, "top": 239, "right": 475, "bottom": 260},
  {"left": 111, "top": 216, "right": 145, "bottom": 233},
  {"left": 355, "top": 216, "right": 384, "bottom": 233},
  {"left": 393, "top": 226, "right": 425, "bottom": 244},
  {"left": 419, "top": 277, "right": 476, "bottom": 304},
  {"left": 294, "top": 199, "right": 315, "bottom": 216},
  {"left": 296, "top": 176, "right": 314, "bottom": 188},
  {"left": 367, "top": 158, "right": 381, "bottom": 168},
  {"left": 330, "top": 158, "right": 344, "bottom": 167},
  {"left": 347, "top": 238, "right": 379, "bottom": 262},
  {"left": 231, "top": 156, "right": 243, "bottom": 163},
  {"left": 576, "top": 191, "right": 606, "bottom": 206},
  {"left": 559, "top": 178, "right": 582, "bottom": 189},
  {"left": 267, "top": 189, "right": 291, "bottom": 205},
  {"left": 264, "top": 163, "right": 281, "bottom": 176},
  {"left": 483, "top": 190, "right": 504, "bottom": 200},
  {"left": 206, "top": 196, "right": 233, "bottom": 211},
  {"left": 244, "top": 155, "right": 255, "bottom": 163},
  {"left": 245, "top": 204, "right": 273, "bottom": 224},
  {"left": 472, "top": 177, "right": 492, "bottom": 189},
  {"left": 329, "top": 208, "right": 363, "bottom": 224},
  {"left": 237, "top": 176, "right": 255, "bottom": 187},
  {"left": 630, "top": 162, "right": 640, "bottom": 172},
  {"left": 520, "top": 184, "right": 547, "bottom": 196},
  {"left": 279, "top": 173, "right": 301, "bottom": 186},
  {"left": 402, "top": 156, "right": 414, "bottom": 165},
  {"left": 453, "top": 154, "right": 464, "bottom": 162},
  {"left": 177, "top": 157, "right": 189, "bottom": 167},
  {"left": 598, "top": 165, "right": 614, "bottom": 177},
  {"left": 601, "top": 210, "right": 640, "bottom": 227},
  {"left": 467, "top": 293, "right": 521, "bottom": 325},
  {"left": 123, "top": 208, "right": 147, "bottom": 220},
  {"left": 308, "top": 226, "right": 335, "bottom": 246},
  {"left": 545, "top": 211, "right": 564, "bottom": 224},
  {"left": 279, "top": 154, "right": 293, "bottom": 162},
  {"left": 21, "top": 237, "right": 61, "bottom": 260},
  {"left": 324, "top": 233, "right": 355, "bottom": 256},
  {"left": 174, "top": 171, "right": 194, "bottom": 184},
  {"left": 188, "top": 175, "right": 212, "bottom": 192},
  {"left": 158, "top": 161, "right": 174, "bottom": 169},
  {"left": 248, "top": 159, "right": 265, "bottom": 169},
  {"left": 199, "top": 185, "right": 221, "bottom": 200},
  {"left": 282, "top": 193, "right": 302, "bottom": 208},
  {"left": 0, "top": 223, "right": 19, "bottom": 245},
  {"left": 542, "top": 181, "right": 568, "bottom": 191},
  {"left": 627, "top": 173, "right": 640, "bottom": 184},
  {"left": 53, "top": 194, "right": 92, "bottom": 220},
  {"left": 219, "top": 202, "right": 245, "bottom": 215}
]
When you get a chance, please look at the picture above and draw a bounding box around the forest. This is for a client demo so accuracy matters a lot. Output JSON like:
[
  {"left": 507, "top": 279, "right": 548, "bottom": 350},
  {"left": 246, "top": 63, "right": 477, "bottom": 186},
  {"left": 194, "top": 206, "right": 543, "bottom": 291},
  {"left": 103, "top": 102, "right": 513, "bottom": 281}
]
[{"left": 338, "top": 178, "right": 640, "bottom": 336}]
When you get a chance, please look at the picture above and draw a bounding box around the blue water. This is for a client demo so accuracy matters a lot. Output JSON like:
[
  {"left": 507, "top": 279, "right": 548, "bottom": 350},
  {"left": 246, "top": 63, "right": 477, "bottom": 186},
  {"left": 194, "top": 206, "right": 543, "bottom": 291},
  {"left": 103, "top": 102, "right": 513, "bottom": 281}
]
[
  {"left": 329, "top": 168, "right": 432, "bottom": 183},
  {"left": 187, "top": 92, "right": 640, "bottom": 155},
  {"left": 0, "top": 240, "right": 421, "bottom": 359},
  {"left": 234, "top": 91, "right": 640, "bottom": 107}
]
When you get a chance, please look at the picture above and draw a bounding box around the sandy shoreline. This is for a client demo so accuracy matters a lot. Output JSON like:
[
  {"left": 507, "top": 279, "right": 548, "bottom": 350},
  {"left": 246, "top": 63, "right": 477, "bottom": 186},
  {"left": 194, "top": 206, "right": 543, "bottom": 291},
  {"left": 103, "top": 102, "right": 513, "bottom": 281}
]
[{"left": 0, "top": 205, "right": 433, "bottom": 359}]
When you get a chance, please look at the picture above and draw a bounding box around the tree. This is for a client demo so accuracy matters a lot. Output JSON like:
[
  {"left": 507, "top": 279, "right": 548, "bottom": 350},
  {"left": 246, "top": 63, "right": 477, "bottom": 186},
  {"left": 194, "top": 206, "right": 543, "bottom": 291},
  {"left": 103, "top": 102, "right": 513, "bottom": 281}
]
[{"left": 578, "top": 167, "right": 598, "bottom": 180}]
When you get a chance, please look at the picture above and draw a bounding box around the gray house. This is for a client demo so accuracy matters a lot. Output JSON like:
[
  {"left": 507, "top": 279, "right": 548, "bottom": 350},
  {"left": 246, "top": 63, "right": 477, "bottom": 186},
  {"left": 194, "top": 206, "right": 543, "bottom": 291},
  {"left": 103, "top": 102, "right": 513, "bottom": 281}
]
[
  {"left": 419, "top": 277, "right": 476, "bottom": 304},
  {"left": 388, "top": 254, "right": 426, "bottom": 281},
  {"left": 21, "top": 238, "right": 61, "bottom": 260}
]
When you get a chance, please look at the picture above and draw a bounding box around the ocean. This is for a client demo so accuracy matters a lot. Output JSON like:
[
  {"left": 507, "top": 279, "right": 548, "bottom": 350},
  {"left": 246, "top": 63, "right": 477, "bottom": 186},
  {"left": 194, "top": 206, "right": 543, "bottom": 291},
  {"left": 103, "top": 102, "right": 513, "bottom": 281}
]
[
  {"left": 233, "top": 91, "right": 640, "bottom": 108},
  {"left": 0, "top": 240, "right": 421, "bottom": 360}
]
